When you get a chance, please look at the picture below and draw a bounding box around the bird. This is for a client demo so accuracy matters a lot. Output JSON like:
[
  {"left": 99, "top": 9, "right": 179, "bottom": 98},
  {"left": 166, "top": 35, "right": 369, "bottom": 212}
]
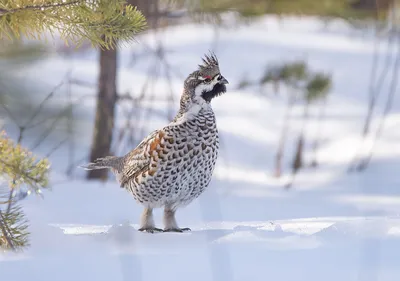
[{"left": 80, "top": 52, "right": 229, "bottom": 233}]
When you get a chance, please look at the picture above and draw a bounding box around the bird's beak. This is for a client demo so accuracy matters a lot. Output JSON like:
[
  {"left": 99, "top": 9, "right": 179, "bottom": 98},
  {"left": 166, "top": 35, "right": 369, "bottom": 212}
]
[{"left": 220, "top": 76, "right": 229, "bottom": 85}]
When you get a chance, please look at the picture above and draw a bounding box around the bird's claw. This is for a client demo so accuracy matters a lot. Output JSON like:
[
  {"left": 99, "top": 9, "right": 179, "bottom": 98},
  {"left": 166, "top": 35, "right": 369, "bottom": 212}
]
[
  {"left": 138, "top": 227, "right": 164, "bottom": 233},
  {"left": 163, "top": 227, "right": 191, "bottom": 233}
]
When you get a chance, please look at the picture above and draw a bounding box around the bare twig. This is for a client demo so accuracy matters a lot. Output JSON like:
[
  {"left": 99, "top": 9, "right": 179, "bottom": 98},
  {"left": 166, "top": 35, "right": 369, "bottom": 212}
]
[
  {"left": 158, "top": 62, "right": 176, "bottom": 118},
  {"left": 30, "top": 94, "right": 93, "bottom": 151},
  {"left": 24, "top": 81, "right": 65, "bottom": 129},
  {"left": 0, "top": 101, "right": 19, "bottom": 126},
  {"left": 113, "top": 62, "right": 155, "bottom": 155},
  {"left": 357, "top": 33, "right": 400, "bottom": 171},
  {"left": 348, "top": 19, "right": 395, "bottom": 172},
  {"left": 362, "top": 32, "right": 395, "bottom": 136},
  {"left": 69, "top": 79, "right": 97, "bottom": 88},
  {"left": 66, "top": 74, "right": 74, "bottom": 177},
  {"left": 0, "top": 0, "right": 82, "bottom": 16},
  {"left": 45, "top": 137, "right": 69, "bottom": 158}
]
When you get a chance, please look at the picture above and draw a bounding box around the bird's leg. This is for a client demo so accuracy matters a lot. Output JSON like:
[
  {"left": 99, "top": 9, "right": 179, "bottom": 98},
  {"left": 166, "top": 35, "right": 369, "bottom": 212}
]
[
  {"left": 163, "top": 207, "right": 191, "bottom": 233},
  {"left": 138, "top": 207, "right": 163, "bottom": 233}
]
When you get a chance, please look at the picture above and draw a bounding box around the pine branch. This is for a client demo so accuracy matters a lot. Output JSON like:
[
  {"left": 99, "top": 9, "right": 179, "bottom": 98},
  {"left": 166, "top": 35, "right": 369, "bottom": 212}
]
[
  {"left": 0, "top": 210, "right": 15, "bottom": 251},
  {"left": 0, "top": 0, "right": 147, "bottom": 50},
  {"left": 0, "top": 206, "right": 29, "bottom": 251},
  {"left": 0, "top": 0, "right": 82, "bottom": 16},
  {"left": 0, "top": 132, "right": 50, "bottom": 192},
  {"left": 0, "top": 131, "right": 48, "bottom": 251}
]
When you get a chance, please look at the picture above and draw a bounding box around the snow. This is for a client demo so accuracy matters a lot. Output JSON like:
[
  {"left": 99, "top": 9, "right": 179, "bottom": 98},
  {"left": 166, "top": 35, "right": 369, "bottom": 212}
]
[{"left": 1, "top": 15, "right": 400, "bottom": 281}]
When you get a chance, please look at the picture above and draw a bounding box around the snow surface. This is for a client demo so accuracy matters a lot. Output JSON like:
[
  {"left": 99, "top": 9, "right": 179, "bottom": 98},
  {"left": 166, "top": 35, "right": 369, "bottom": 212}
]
[{"left": 1, "top": 15, "right": 400, "bottom": 281}]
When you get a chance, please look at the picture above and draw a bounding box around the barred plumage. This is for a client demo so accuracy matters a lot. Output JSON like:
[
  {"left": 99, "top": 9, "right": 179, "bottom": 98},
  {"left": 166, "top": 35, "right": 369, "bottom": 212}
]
[{"left": 81, "top": 52, "right": 229, "bottom": 233}]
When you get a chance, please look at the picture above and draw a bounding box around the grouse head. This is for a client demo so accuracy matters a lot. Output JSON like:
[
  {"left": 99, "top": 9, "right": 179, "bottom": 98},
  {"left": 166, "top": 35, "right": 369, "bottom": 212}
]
[{"left": 184, "top": 52, "right": 229, "bottom": 103}]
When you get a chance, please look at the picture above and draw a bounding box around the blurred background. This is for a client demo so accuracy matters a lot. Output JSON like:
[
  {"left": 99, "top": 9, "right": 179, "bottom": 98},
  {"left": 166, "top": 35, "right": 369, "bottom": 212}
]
[
  {"left": 1, "top": 1, "right": 400, "bottom": 281},
  {"left": 1, "top": 0, "right": 398, "bottom": 181}
]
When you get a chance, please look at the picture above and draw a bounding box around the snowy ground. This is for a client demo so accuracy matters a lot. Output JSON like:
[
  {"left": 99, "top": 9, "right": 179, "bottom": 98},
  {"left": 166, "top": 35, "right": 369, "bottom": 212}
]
[{"left": 1, "top": 16, "right": 400, "bottom": 281}]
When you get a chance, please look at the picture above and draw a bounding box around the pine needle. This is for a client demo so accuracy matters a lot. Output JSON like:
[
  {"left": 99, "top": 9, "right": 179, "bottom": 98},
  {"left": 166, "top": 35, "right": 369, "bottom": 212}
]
[
  {"left": 0, "top": 0, "right": 147, "bottom": 50},
  {"left": 0, "top": 131, "right": 50, "bottom": 251}
]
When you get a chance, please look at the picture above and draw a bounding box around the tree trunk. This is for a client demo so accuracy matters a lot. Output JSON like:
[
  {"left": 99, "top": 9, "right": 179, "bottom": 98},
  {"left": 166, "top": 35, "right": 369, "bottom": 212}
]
[
  {"left": 356, "top": 34, "right": 400, "bottom": 172},
  {"left": 362, "top": 32, "right": 394, "bottom": 137},
  {"left": 311, "top": 97, "right": 327, "bottom": 167},
  {"left": 285, "top": 134, "right": 304, "bottom": 190},
  {"left": 292, "top": 101, "right": 309, "bottom": 172},
  {"left": 274, "top": 95, "right": 295, "bottom": 177},
  {"left": 87, "top": 0, "right": 157, "bottom": 180},
  {"left": 292, "top": 135, "right": 304, "bottom": 173},
  {"left": 87, "top": 46, "right": 117, "bottom": 180}
]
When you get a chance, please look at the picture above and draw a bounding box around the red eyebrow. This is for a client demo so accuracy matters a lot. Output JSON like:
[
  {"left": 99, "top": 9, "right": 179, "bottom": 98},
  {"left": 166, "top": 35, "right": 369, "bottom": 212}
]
[{"left": 203, "top": 75, "right": 211, "bottom": 79}]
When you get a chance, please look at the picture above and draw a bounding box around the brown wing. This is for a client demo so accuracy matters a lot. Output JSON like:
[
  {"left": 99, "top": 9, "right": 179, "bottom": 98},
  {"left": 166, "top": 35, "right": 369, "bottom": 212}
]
[{"left": 119, "top": 129, "right": 170, "bottom": 187}]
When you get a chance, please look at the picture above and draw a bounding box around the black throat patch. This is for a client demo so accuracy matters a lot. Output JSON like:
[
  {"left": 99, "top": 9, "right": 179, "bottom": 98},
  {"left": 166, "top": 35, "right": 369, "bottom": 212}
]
[{"left": 201, "top": 83, "right": 227, "bottom": 102}]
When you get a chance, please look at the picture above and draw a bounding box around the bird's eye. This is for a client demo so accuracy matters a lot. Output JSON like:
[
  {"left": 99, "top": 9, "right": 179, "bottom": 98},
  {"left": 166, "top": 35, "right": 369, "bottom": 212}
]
[{"left": 217, "top": 75, "right": 222, "bottom": 81}]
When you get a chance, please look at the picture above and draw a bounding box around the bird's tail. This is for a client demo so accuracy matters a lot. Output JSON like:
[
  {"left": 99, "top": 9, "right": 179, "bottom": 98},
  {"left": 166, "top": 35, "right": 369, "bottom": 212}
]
[{"left": 79, "top": 156, "right": 121, "bottom": 170}]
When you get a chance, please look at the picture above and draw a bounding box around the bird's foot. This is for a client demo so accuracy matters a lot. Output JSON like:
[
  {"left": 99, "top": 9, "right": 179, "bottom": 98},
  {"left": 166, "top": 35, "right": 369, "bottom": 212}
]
[
  {"left": 138, "top": 227, "right": 163, "bottom": 233},
  {"left": 163, "top": 227, "right": 191, "bottom": 233}
]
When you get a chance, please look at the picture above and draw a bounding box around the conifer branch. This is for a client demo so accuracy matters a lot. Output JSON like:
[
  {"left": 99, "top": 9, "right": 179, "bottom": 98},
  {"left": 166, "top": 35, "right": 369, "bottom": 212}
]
[
  {"left": 0, "top": 0, "right": 147, "bottom": 49},
  {"left": 0, "top": 210, "right": 16, "bottom": 251},
  {"left": 0, "top": 132, "right": 49, "bottom": 251},
  {"left": 0, "top": 1, "right": 82, "bottom": 16}
]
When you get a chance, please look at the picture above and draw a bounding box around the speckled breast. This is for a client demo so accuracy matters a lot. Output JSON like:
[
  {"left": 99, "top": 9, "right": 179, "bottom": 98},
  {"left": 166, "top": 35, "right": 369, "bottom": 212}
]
[{"left": 128, "top": 109, "right": 219, "bottom": 208}]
